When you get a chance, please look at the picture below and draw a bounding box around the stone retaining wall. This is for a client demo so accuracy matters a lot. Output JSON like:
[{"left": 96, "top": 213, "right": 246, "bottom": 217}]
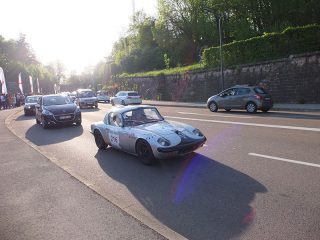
[{"left": 112, "top": 52, "right": 320, "bottom": 103}]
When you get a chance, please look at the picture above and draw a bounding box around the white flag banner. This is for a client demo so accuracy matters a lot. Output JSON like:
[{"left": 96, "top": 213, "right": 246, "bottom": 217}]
[
  {"left": 29, "top": 76, "right": 33, "bottom": 93},
  {"left": 0, "top": 67, "right": 8, "bottom": 94},
  {"left": 19, "top": 73, "right": 24, "bottom": 94},
  {"left": 37, "top": 78, "right": 40, "bottom": 93}
]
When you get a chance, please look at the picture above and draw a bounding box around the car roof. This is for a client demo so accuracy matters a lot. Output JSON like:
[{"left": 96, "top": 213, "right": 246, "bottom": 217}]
[
  {"left": 107, "top": 105, "right": 156, "bottom": 114},
  {"left": 26, "top": 95, "right": 41, "bottom": 98},
  {"left": 77, "top": 89, "right": 93, "bottom": 92}
]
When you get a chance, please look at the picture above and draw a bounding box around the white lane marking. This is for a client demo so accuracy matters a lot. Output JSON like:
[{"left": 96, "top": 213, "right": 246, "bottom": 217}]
[
  {"left": 178, "top": 111, "right": 253, "bottom": 119},
  {"left": 164, "top": 116, "right": 320, "bottom": 132},
  {"left": 249, "top": 153, "right": 320, "bottom": 168}
]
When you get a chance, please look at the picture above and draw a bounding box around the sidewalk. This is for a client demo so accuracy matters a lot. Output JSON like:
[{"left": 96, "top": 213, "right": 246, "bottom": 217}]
[
  {"left": 143, "top": 100, "right": 320, "bottom": 112},
  {"left": 0, "top": 109, "right": 165, "bottom": 240}
]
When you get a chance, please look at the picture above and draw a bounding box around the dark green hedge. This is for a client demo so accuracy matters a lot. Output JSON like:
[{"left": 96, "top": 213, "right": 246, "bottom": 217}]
[{"left": 203, "top": 24, "right": 320, "bottom": 68}]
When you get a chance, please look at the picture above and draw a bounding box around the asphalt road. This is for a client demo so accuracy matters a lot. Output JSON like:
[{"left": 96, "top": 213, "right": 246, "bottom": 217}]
[{"left": 6, "top": 103, "right": 320, "bottom": 239}]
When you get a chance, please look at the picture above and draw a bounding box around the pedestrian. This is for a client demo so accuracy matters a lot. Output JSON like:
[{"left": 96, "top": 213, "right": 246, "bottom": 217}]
[
  {"left": 13, "top": 94, "right": 17, "bottom": 108},
  {"left": 0, "top": 94, "right": 4, "bottom": 110}
]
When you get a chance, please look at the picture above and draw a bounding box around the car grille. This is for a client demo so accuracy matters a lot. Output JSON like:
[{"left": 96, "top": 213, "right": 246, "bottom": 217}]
[{"left": 53, "top": 113, "right": 75, "bottom": 122}]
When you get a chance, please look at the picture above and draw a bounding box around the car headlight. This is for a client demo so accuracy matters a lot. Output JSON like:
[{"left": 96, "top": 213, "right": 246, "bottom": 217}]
[
  {"left": 75, "top": 107, "right": 81, "bottom": 113},
  {"left": 157, "top": 137, "right": 170, "bottom": 146},
  {"left": 42, "top": 109, "right": 53, "bottom": 115},
  {"left": 192, "top": 129, "right": 203, "bottom": 137}
]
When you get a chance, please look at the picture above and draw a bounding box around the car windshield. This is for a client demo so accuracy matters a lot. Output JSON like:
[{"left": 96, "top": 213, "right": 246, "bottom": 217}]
[
  {"left": 79, "top": 91, "right": 95, "bottom": 98},
  {"left": 128, "top": 92, "right": 138, "bottom": 96},
  {"left": 43, "top": 95, "right": 73, "bottom": 106},
  {"left": 25, "top": 96, "right": 39, "bottom": 103},
  {"left": 122, "top": 107, "right": 164, "bottom": 127}
]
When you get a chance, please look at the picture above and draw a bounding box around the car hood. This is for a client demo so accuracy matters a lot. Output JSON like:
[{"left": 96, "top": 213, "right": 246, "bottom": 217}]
[
  {"left": 44, "top": 104, "right": 77, "bottom": 114},
  {"left": 137, "top": 120, "right": 200, "bottom": 140}
]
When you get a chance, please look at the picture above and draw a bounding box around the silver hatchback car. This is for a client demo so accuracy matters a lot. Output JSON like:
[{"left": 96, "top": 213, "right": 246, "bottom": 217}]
[{"left": 207, "top": 85, "right": 273, "bottom": 113}]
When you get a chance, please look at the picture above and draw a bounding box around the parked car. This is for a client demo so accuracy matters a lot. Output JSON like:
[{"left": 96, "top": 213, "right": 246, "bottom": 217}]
[
  {"left": 90, "top": 105, "right": 206, "bottom": 165},
  {"left": 76, "top": 89, "right": 98, "bottom": 109},
  {"left": 24, "top": 95, "right": 41, "bottom": 116},
  {"left": 97, "top": 90, "right": 110, "bottom": 103},
  {"left": 35, "top": 94, "right": 81, "bottom": 129},
  {"left": 110, "top": 91, "right": 142, "bottom": 106},
  {"left": 207, "top": 85, "right": 273, "bottom": 113}
]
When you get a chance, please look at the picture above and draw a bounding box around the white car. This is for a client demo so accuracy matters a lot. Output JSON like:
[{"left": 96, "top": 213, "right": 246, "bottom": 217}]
[
  {"left": 90, "top": 105, "right": 206, "bottom": 165},
  {"left": 110, "top": 91, "right": 142, "bottom": 106},
  {"left": 97, "top": 90, "right": 110, "bottom": 103}
]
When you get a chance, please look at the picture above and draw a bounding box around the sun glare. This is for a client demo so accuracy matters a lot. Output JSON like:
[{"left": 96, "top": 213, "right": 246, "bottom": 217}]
[{"left": 0, "top": 0, "right": 157, "bottom": 73}]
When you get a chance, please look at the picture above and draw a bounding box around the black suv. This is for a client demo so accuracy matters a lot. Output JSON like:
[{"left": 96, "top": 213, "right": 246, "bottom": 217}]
[{"left": 207, "top": 85, "right": 273, "bottom": 113}]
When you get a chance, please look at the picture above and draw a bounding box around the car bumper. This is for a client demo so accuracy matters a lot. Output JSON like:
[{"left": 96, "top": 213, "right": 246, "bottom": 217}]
[
  {"left": 79, "top": 101, "right": 97, "bottom": 107},
  {"left": 24, "top": 107, "right": 36, "bottom": 115},
  {"left": 155, "top": 137, "right": 207, "bottom": 159},
  {"left": 43, "top": 112, "right": 81, "bottom": 125}
]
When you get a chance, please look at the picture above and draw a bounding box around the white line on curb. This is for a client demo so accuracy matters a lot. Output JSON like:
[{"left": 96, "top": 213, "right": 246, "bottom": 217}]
[
  {"left": 248, "top": 153, "right": 320, "bottom": 168},
  {"left": 178, "top": 111, "right": 253, "bottom": 119},
  {"left": 165, "top": 116, "right": 320, "bottom": 132}
]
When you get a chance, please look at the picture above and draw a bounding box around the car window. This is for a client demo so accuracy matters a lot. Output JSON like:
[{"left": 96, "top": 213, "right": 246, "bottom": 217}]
[
  {"left": 237, "top": 88, "right": 250, "bottom": 95},
  {"left": 79, "top": 91, "right": 95, "bottom": 98},
  {"left": 26, "top": 96, "right": 39, "bottom": 103},
  {"left": 222, "top": 88, "right": 237, "bottom": 96},
  {"left": 43, "top": 96, "right": 72, "bottom": 106},
  {"left": 109, "top": 112, "right": 122, "bottom": 127},
  {"left": 128, "top": 92, "right": 138, "bottom": 96},
  {"left": 123, "top": 108, "right": 163, "bottom": 127},
  {"left": 254, "top": 87, "right": 268, "bottom": 94}
]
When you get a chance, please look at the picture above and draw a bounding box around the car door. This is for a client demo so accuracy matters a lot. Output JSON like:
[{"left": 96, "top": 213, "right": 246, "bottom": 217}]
[
  {"left": 218, "top": 88, "right": 237, "bottom": 108},
  {"left": 233, "top": 88, "right": 251, "bottom": 108}
]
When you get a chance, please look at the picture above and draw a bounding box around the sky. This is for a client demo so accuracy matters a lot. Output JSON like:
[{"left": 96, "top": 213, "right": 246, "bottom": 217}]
[{"left": 0, "top": 0, "right": 158, "bottom": 73}]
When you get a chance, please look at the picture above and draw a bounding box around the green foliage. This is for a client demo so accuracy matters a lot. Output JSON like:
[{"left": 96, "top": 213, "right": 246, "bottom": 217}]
[
  {"left": 203, "top": 24, "right": 320, "bottom": 68},
  {"left": 164, "top": 53, "right": 170, "bottom": 69},
  {"left": 118, "top": 63, "right": 203, "bottom": 78}
]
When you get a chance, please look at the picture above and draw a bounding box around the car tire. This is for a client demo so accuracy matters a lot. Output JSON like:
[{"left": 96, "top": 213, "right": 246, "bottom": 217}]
[
  {"left": 41, "top": 117, "right": 48, "bottom": 129},
  {"left": 36, "top": 117, "right": 40, "bottom": 124},
  {"left": 121, "top": 100, "right": 126, "bottom": 106},
  {"left": 261, "top": 108, "right": 270, "bottom": 112},
  {"left": 94, "top": 130, "right": 107, "bottom": 150},
  {"left": 136, "top": 139, "right": 157, "bottom": 165},
  {"left": 76, "top": 119, "right": 82, "bottom": 126},
  {"left": 208, "top": 102, "right": 218, "bottom": 112},
  {"left": 24, "top": 111, "right": 28, "bottom": 116},
  {"left": 225, "top": 109, "right": 231, "bottom": 112},
  {"left": 246, "top": 102, "right": 257, "bottom": 113},
  {"left": 111, "top": 100, "right": 115, "bottom": 106},
  {"left": 95, "top": 102, "right": 98, "bottom": 108}
]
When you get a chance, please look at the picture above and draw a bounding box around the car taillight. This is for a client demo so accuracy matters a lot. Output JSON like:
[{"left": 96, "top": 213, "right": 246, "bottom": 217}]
[{"left": 254, "top": 94, "right": 262, "bottom": 100}]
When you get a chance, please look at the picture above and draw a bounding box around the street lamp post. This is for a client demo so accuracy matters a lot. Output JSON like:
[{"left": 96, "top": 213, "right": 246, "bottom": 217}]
[
  {"left": 218, "top": 16, "right": 224, "bottom": 91},
  {"left": 203, "top": 7, "right": 225, "bottom": 91}
]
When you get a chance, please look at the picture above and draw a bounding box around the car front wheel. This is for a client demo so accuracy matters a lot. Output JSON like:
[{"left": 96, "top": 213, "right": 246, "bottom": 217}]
[
  {"left": 41, "top": 117, "right": 48, "bottom": 129},
  {"left": 94, "top": 130, "right": 107, "bottom": 150},
  {"left": 136, "top": 140, "right": 156, "bottom": 165},
  {"left": 208, "top": 102, "right": 218, "bottom": 112}
]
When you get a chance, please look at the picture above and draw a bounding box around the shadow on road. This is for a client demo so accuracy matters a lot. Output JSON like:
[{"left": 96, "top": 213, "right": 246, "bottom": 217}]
[
  {"left": 217, "top": 110, "right": 320, "bottom": 120},
  {"left": 80, "top": 108, "right": 100, "bottom": 112},
  {"left": 15, "top": 115, "right": 35, "bottom": 121},
  {"left": 25, "top": 124, "right": 84, "bottom": 146},
  {"left": 95, "top": 149, "right": 267, "bottom": 240}
]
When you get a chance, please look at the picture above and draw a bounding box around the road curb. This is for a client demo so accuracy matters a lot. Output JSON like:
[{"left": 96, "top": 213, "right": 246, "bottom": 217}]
[
  {"left": 144, "top": 102, "right": 320, "bottom": 112},
  {"left": 5, "top": 110, "right": 187, "bottom": 240}
]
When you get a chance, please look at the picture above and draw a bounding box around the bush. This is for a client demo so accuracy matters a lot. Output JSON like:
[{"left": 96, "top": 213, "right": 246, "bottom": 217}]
[{"left": 203, "top": 24, "right": 320, "bottom": 68}]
